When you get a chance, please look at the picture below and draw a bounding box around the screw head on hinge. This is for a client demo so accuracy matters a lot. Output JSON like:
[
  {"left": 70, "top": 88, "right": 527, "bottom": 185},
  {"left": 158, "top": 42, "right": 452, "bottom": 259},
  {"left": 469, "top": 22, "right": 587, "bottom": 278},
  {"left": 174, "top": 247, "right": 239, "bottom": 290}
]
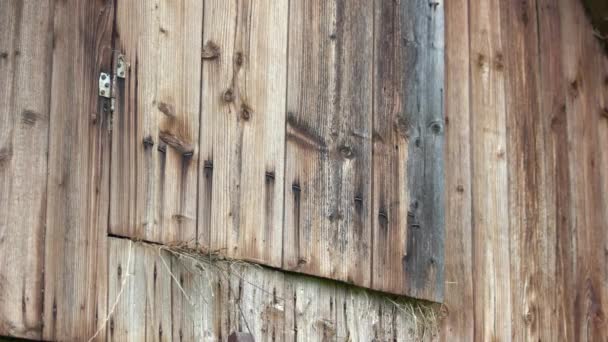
[{"left": 99, "top": 72, "right": 111, "bottom": 98}]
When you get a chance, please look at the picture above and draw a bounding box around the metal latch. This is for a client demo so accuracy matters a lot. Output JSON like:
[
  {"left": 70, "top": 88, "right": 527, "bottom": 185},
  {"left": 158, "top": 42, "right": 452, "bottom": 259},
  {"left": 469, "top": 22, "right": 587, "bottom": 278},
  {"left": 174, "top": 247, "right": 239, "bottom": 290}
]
[{"left": 99, "top": 72, "right": 111, "bottom": 98}]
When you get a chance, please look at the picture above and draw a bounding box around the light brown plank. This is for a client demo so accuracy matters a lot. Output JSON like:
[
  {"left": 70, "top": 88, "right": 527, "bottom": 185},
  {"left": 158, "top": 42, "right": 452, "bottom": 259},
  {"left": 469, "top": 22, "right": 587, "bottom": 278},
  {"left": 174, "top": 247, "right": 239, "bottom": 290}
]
[
  {"left": 468, "top": 0, "right": 512, "bottom": 340},
  {"left": 500, "top": 1, "right": 554, "bottom": 340},
  {"left": 110, "top": 0, "right": 202, "bottom": 244},
  {"left": 0, "top": 1, "right": 53, "bottom": 339},
  {"left": 198, "top": 0, "right": 288, "bottom": 267},
  {"left": 440, "top": 0, "right": 474, "bottom": 339},
  {"left": 42, "top": 0, "right": 113, "bottom": 340},
  {"left": 560, "top": 0, "right": 608, "bottom": 340},
  {"left": 283, "top": 0, "right": 374, "bottom": 289}
]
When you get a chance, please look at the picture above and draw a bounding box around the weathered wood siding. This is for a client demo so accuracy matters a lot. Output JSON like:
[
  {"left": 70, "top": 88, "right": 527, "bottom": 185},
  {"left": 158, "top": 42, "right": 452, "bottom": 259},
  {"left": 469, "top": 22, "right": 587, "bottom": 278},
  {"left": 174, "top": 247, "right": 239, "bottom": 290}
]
[
  {"left": 1, "top": 0, "right": 608, "bottom": 340},
  {"left": 106, "top": 238, "right": 432, "bottom": 342},
  {"left": 441, "top": 0, "right": 608, "bottom": 341}
]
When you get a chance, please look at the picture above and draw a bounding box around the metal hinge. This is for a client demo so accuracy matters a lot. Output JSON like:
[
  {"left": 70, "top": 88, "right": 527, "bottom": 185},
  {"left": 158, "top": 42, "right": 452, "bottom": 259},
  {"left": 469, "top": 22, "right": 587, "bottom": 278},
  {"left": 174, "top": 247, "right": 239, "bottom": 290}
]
[{"left": 98, "top": 54, "right": 126, "bottom": 99}]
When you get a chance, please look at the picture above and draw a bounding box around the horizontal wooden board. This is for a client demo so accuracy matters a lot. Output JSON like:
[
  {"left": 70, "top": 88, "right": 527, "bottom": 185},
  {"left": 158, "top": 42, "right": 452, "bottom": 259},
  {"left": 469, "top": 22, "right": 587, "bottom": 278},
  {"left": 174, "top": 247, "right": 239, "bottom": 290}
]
[{"left": 107, "top": 238, "right": 435, "bottom": 341}]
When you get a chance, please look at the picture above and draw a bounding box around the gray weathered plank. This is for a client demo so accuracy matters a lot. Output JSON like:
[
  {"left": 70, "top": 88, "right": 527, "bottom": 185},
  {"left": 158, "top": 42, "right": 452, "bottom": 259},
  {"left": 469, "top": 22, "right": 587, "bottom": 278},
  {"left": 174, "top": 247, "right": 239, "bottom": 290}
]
[
  {"left": 108, "top": 238, "right": 173, "bottom": 341},
  {"left": 110, "top": 0, "right": 203, "bottom": 244},
  {"left": 198, "top": 0, "right": 289, "bottom": 267},
  {"left": 283, "top": 0, "right": 374, "bottom": 290},
  {"left": 43, "top": 0, "right": 113, "bottom": 340},
  {"left": 399, "top": 0, "right": 445, "bottom": 302},
  {"left": 0, "top": 1, "right": 53, "bottom": 339}
]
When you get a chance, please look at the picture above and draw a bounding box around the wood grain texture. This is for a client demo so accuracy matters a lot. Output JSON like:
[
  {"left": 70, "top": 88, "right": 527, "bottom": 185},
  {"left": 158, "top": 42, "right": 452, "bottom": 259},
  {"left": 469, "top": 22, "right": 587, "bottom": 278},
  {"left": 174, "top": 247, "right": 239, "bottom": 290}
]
[
  {"left": 370, "top": 0, "right": 408, "bottom": 295},
  {"left": 500, "top": 1, "right": 553, "bottom": 341},
  {"left": 559, "top": 0, "right": 608, "bottom": 339},
  {"left": 107, "top": 238, "right": 432, "bottom": 342},
  {"left": 468, "top": 0, "right": 512, "bottom": 340},
  {"left": 283, "top": 0, "right": 374, "bottom": 290},
  {"left": 108, "top": 238, "right": 173, "bottom": 341},
  {"left": 0, "top": 1, "right": 53, "bottom": 339},
  {"left": 537, "top": 0, "right": 571, "bottom": 340},
  {"left": 42, "top": 0, "right": 113, "bottom": 340},
  {"left": 440, "top": 0, "right": 474, "bottom": 339},
  {"left": 399, "top": 0, "right": 445, "bottom": 302},
  {"left": 198, "top": 0, "right": 289, "bottom": 267},
  {"left": 110, "top": 0, "right": 202, "bottom": 244}
]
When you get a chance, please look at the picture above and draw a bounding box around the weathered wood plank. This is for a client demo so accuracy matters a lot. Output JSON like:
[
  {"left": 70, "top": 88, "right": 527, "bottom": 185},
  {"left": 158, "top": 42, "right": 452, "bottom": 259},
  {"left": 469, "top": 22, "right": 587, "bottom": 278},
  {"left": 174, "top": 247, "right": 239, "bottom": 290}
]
[
  {"left": 560, "top": 1, "right": 608, "bottom": 340},
  {"left": 42, "top": 0, "right": 113, "bottom": 340},
  {"left": 198, "top": 0, "right": 288, "bottom": 267},
  {"left": 108, "top": 238, "right": 173, "bottom": 341},
  {"left": 537, "top": 0, "right": 570, "bottom": 341},
  {"left": 440, "top": 0, "right": 474, "bottom": 339},
  {"left": 500, "top": 1, "right": 554, "bottom": 341},
  {"left": 110, "top": 0, "right": 202, "bottom": 244},
  {"left": 399, "top": 0, "right": 445, "bottom": 302},
  {"left": 370, "top": 0, "right": 408, "bottom": 295},
  {"left": 0, "top": 1, "right": 53, "bottom": 339},
  {"left": 283, "top": 0, "right": 374, "bottom": 290},
  {"left": 468, "top": 0, "right": 511, "bottom": 340}
]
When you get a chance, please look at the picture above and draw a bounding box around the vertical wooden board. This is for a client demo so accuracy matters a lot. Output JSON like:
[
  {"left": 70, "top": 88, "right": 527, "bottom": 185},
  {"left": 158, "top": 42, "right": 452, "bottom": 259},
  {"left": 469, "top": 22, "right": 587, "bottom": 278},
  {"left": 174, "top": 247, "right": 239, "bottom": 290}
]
[
  {"left": 440, "top": 0, "right": 474, "bottom": 339},
  {"left": 597, "top": 46, "right": 608, "bottom": 342},
  {"left": 559, "top": 0, "right": 608, "bottom": 339},
  {"left": 370, "top": 0, "right": 408, "bottom": 295},
  {"left": 469, "top": 0, "right": 511, "bottom": 340},
  {"left": 43, "top": 0, "right": 113, "bottom": 340},
  {"left": 500, "top": 1, "right": 554, "bottom": 340},
  {"left": 537, "top": 0, "right": 570, "bottom": 341},
  {"left": 108, "top": 238, "right": 173, "bottom": 342},
  {"left": 284, "top": 274, "right": 338, "bottom": 342},
  {"left": 220, "top": 265, "right": 285, "bottom": 341},
  {"left": 110, "top": 0, "right": 202, "bottom": 244},
  {"left": 335, "top": 286, "right": 381, "bottom": 341},
  {"left": 399, "top": 0, "right": 445, "bottom": 302},
  {"left": 0, "top": 1, "right": 53, "bottom": 339},
  {"left": 198, "top": 0, "right": 288, "bottom": 267},
  {"left": 169, "top": 252, "right": 218, "bottom": 341},
  {"left": 284, "top": 0, "right": 373, "bottom": 289}
]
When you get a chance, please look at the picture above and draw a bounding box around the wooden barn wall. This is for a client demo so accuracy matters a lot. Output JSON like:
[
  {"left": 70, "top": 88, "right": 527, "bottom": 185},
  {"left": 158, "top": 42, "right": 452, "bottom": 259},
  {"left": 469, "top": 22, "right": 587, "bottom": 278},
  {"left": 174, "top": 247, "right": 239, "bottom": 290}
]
[
  {"left": 442, "top": 0, "right": 608, "bottom": 341},
  {"left": 1, "top": 0, "right": 607, "bottom": 341}
]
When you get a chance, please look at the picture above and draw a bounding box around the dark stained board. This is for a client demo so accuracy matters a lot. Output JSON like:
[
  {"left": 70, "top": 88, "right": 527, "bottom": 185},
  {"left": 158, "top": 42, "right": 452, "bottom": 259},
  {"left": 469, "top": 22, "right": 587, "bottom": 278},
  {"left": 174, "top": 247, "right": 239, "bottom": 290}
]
[
  {"left": 110, "top": 0, "right": 203, "bottom": 244},
  {"left": 43, "top": 0, "right": 114, "bottom": 340},
  {"left": 0, "top": 1, "right": 53, "bottom": 339}
]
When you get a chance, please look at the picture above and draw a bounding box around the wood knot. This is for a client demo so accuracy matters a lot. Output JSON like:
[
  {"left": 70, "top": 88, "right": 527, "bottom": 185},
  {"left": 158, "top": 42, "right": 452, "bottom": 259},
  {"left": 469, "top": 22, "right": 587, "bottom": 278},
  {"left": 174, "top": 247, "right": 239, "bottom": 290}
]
[
  {"left": 223, "top": 88, "right": 234, "bottom": 103},
  {"left": 428, "top": 121, "right": 443, "bottom": 134},
  {"left": 202, "top": 41, "right": 220, "bottom": 60},
  {"left": 601, "top": 107, "right": 608, "bottom": 119},
  {"left": 477, "top": 53, "right": 486, "bottom": 68},
  {"left": 0, "top": 51, "right": 8, "bottom": 59},
  {"left": 234, "top": 52, "right": 244, "bottom": 67},
  {"left": 240, "top": 105, "right": 252, "bottom": 121},
  {"left": 158, "top": 101, "right": 176, "bottom": 117},
  {"left": 456, "top": 184, "right": 464, "bottom": 193},
  {"left": 494, "top": 53, "right": 504, "bottom": 71},
  {"left": 339, "top": 145, "right": 354, "bottom": 159},
  {"left": 568, "top": 79, "right": 579, "bottom": 98}
]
